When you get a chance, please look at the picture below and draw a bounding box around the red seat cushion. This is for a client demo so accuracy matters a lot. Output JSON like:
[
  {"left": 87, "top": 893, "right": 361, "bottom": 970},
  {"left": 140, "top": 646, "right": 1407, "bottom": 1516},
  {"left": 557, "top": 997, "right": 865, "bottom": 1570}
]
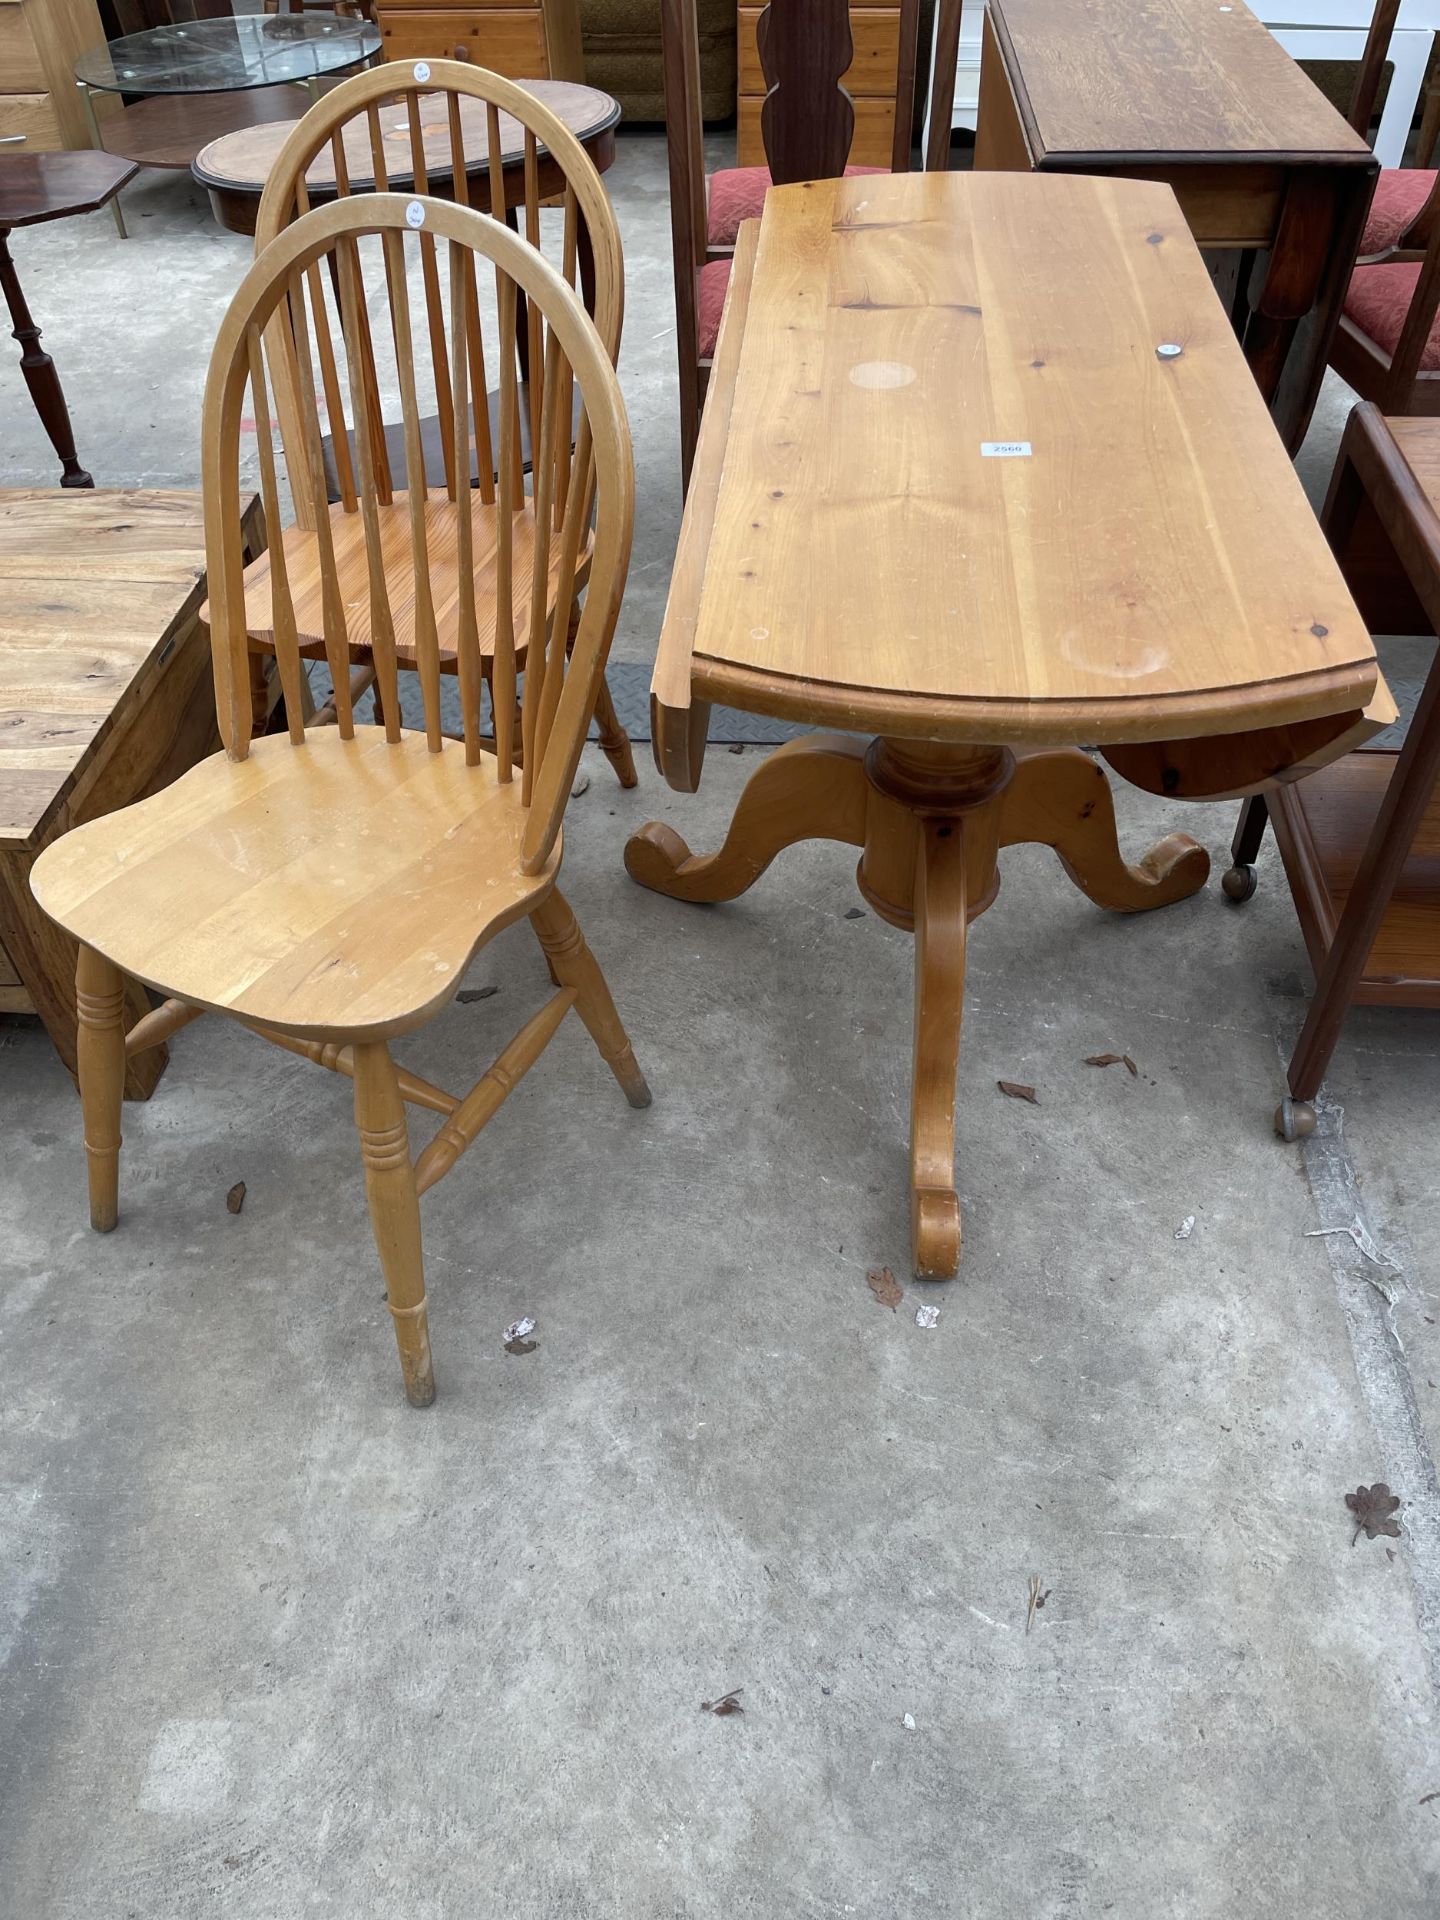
[
  {"left": 1360, "top": 167, "right": 1436, "bottom": 255},
  {"left": 1344, "top": 261, "right": 1440, "bottom": 371},
  {"left": 706, "top": 163, "right": 887, "bottom": 247},
  {"left": 697, "top": 255, "right": 733, "bottom": 359}
]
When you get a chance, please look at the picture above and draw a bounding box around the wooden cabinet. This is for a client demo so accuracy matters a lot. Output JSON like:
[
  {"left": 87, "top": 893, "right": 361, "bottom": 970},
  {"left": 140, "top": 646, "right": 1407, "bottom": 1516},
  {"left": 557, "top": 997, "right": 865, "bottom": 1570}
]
[
  {"left": 0, "top": 0, "right": 114, "bottom": 150},
  {"left": 373, "top": 0, "right": 583, "bottom": 81},
  {"left": 736, "top": 0, "right": 903, "bottom": 166}
]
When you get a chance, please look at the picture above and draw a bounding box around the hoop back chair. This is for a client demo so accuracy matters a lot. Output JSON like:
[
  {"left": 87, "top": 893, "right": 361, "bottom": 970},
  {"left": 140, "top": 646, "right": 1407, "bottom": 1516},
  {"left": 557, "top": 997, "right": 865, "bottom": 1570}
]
[
  {"left": 30, "top": 193, "right": 650, "bottom": 1408},
  {"left": 242, "top": 60, "right": 637, "bottom": 783}
]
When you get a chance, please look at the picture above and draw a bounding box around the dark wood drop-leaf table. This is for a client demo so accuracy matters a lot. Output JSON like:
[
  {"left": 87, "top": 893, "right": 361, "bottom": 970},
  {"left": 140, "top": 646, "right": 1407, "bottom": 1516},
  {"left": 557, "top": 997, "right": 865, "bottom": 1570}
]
[{"left": 0, "top": 153, "right": 138, "bottom": 490}]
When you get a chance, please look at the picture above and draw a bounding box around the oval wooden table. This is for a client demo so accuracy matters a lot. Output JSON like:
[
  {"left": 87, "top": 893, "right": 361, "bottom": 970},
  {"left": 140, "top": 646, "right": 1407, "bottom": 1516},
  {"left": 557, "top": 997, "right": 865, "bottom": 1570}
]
[
  {"left": 192, "top": 79, "right": 621, "bottom": 237},
  {"left": 628, "top": 171, "right": 1395, "bottom": 1282}
]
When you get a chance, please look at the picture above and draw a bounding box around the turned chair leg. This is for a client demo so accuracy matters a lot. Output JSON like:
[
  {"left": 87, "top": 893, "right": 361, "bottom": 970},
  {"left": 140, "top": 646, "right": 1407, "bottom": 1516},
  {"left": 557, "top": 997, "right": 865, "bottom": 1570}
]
[
  {"left": 76, "top": 944, "right": 125, "bottom": 1231},
  {"left": 530, "top": 888, "right": 652, "bottom": 1108},
  {"left": 352, "top": 1041, "right": 435, "bottom": 1408},
  {"left": 565, "top": 599, "right": 637, "bottom": 789}
]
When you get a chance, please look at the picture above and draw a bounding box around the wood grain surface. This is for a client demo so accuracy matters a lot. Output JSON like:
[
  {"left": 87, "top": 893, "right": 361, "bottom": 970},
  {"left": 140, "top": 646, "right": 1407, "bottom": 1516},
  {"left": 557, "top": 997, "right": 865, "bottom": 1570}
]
[{"left": 677, "top": 170, "right": 1379, "bottom": 745}]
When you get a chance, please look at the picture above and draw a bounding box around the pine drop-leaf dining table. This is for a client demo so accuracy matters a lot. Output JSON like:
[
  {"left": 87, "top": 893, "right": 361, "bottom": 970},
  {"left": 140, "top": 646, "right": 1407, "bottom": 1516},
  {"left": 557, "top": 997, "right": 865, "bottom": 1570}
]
[{"left": 627, "top": 171, "right": 1394, "bottom": 1280}]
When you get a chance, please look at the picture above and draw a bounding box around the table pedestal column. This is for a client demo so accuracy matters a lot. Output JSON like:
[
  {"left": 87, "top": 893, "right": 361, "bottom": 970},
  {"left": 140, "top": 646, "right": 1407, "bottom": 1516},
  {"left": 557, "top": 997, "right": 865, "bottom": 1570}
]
[{"left": 626, "top": 734, "right": 1210, "bottom": 1278}]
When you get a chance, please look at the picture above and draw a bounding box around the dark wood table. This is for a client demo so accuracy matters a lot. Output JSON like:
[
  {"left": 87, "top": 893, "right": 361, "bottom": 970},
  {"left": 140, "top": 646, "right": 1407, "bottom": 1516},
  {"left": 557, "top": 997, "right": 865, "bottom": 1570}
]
[
  {"left": 0, "top": 153, "right": 139, "bottom": 490},
  {"left": 975, "top": 0, "right": 1379, "bottom": 453},
  {"left": 191, "top": 78, "right": 621, "bottom": 236},
  {"left": 0, "top": 489, "right": 264, "bottom": 1096}
]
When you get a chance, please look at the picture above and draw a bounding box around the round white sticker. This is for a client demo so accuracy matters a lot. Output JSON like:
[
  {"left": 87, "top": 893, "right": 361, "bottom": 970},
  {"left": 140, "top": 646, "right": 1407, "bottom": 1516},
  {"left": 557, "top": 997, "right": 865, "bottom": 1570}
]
[
  {"left": 406, "top": 200, "right": 426, "bottom": 229},
  {"left": 413, "top": 60, "right": 430, "bottom": 81}
]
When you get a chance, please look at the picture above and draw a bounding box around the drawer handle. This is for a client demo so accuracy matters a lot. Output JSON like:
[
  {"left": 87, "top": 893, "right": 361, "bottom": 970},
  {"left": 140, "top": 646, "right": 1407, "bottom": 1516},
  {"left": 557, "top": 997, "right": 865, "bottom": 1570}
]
[{"left": 0, "top": 135, "right": 28, "bottom": 146}]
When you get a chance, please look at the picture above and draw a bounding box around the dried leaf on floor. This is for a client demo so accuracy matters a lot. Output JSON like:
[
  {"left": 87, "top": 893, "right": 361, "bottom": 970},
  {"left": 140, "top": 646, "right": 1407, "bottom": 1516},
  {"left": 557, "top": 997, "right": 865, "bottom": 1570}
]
[
  {"left": 1420, "top": 1791, "right": 1440, "bottom": 1807},
  {"left": 457, "top": 986, "right": 500, "bottom": 1004},
  {"left": 998, "top": 1080, "right": 1038, "bottom": 1104},
  {"left": 701, "top": 1689, "right": 744, "bottom": 1716},
  {"left": 867, "top": 1266, "right": 903, "bottom": 1311},
  {"left": 225, "top": 1182, "right": 246, "bottom": 1216},
  {"left": 1084, "top": 1052, "right": 1139, "bottom": 1077},
  {"left": 1346, "top": 1483, "right": 1402, "bottom": 1545},
  {"left": 1025, "top": 1573, "right": 1051, "bottom": 1634},
  {"left": 503, "top": 1338, "right": 537, "bottom": 1355}
]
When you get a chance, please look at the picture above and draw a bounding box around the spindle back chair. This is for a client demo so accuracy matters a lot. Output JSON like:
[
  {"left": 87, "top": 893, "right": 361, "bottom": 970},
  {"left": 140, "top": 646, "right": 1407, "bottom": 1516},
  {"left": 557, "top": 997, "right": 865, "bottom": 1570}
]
[
  {"left": 31, "top": 194, "right": 650, "bottom": 1409},
  {"left": 242, "top": 60, "right": 636, "bottom": 782}
]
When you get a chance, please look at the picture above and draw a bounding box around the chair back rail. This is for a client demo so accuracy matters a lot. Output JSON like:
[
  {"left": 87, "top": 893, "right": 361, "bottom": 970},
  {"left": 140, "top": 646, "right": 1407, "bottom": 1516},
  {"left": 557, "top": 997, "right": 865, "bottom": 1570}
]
[
  {"left": 251, "top": 61, "right": 622, "bottom": 530},
  {"left": 203, "top": 194, "right": 633, "bottom": 871}
]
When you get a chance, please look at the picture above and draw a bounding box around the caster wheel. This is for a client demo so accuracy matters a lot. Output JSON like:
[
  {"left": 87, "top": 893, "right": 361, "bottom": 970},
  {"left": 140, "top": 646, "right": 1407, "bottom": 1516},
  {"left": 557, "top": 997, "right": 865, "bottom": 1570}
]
[
  {"left": 1274, "top": 1097, "right": 1317, "bottom": 1143},
  {"left": 1222, "top": 863, "right": 1258, "bottom": 904}
]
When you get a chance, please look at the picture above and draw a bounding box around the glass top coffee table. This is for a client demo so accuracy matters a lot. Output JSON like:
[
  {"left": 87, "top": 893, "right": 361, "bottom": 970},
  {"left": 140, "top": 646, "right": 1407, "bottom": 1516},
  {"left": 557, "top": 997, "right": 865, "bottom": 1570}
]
[{"left": 75, "top": 12, "right": 380, "bottom": 237}]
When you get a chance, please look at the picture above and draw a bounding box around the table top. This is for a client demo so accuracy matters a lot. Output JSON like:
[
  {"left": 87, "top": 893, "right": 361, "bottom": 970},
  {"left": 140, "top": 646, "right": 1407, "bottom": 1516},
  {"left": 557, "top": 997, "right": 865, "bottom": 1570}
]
[
  {"left": 193, "top": 80, "right": 620, "bottom": 196},
  {"left": 0, "top": 152, "right": 138, "bottom": 230},
  {"left": 74, "top": 13, "right": 379, "bottom": 97},
  {"left": 0, "top": 491, "right": 223, "bottom": 849},
  {"left": 657, "top": 171, "right": 1380, "bottom": 750},
  {"left": 989, "top": 0, "right": 1373, "bottom": 164}
]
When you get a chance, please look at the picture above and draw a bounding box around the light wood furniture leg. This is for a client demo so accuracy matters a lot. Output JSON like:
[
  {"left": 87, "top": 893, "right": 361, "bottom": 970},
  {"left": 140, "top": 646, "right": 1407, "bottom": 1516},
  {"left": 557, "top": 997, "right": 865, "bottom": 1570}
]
[
  {"left": 628, "top": 734, "right": 1209, "bottom": 1278},
  {"left": 352, "top": 1040, "right": 435, "bottom": 1408},
  {"left": 1000, "top": 748, "right": 1212, "bottom": 910},
  {"left": 76, "top": 944, "right": 125, "bottom": 1232},
  {"left": 530, "top": 888, "right": 652, "bottom": 1107},
  {"left": 624, "top": 732, "right": 870, "bottom": 900},
  {"left": 590, "top": 670, "right": 638, "bottom": 789},
  {"left": 910, "top": 817, "right": 968, "bottom": 1277}
]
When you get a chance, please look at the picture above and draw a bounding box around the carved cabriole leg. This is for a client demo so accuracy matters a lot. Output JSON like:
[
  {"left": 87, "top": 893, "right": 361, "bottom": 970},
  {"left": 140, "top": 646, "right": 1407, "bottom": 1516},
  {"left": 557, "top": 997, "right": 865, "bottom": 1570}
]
[
  {"left": 352, "top": 1041, "right": 435, "bottom": 1409},
  {"left": 624, "top": 732, "right": 869, "bottom": 901},
  {"left": 76, "top": 945, "right": 125, "bottom": 1232},
  {"left": 1000, "top": 748, "right": 1210, "bottom": 912},
  {"left": 530, "top": 887, "right": 652, "bottom": 1108}
]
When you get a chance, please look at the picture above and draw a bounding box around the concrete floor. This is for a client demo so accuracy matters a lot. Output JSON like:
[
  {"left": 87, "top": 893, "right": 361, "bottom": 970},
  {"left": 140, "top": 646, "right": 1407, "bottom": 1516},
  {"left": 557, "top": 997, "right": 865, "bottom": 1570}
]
[{"left": 4, "top": 133, "right": 1440, "bottom": 1916}]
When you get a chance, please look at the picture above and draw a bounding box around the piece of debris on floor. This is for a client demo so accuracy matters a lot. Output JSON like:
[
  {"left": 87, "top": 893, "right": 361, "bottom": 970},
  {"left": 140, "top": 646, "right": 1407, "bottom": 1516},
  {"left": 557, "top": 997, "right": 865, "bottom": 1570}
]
[
  {"left": 902, "top": 1712, "right": 916, "bottom": 1730},
  {"left": 457, "top": 985, "right": 500, "bottom": 1005},
  {"left": 915, "top": 1303, "right": 940, "bottom": 1330},
  {"left": 844, "top": 907, "right": 865, "bottom": 920},
  {"left": 701, "top": 1689, "right": 744, "bottom": 1716},
  {"left": 727, "top": 742, "right": 744, "bottom": 754},
  {"left": 503, "top": 1316, "right": 537, "bottom": 1353},
  {"left": 571, "top": 772, "right": 590, "bottom": 798},
  {"left": 1304, "top": 1218, "right": 1396, "bottom": 1269},
  {"left": 998, "top": 1080, "right": 1038, "bottom": 1104},
  {"left": 1026, "top": 1574, "right": 1051, "bottom": 1634},
  {"left": 1346, "top": 1483, "right": 1402, "bottom": 1545},
  {"left": 1174, "top": 1215, "right": 1195, "bottom": 1240},
  {"left": 867, "top": 1266, "right": 903, "bottom": 1310},
  {"left": 225, "top": 1182, "right": 246, "bottom": 1216},
  {"left": 1421, "top": 1791, "right": 1440, "bottom": 1808},
  {"left": 1084, "top": 1052, "right": 1138, "bottom": 1076}
]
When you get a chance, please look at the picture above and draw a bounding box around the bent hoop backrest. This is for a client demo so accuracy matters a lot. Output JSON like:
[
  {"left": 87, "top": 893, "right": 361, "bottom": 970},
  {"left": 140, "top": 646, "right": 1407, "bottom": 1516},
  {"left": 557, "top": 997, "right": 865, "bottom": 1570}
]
[
  {"left": 252, "top": 61, "right": 623, "bottom": 528},
  {"left": 202, "top": 195, "right": 634, "bottom": 875}
]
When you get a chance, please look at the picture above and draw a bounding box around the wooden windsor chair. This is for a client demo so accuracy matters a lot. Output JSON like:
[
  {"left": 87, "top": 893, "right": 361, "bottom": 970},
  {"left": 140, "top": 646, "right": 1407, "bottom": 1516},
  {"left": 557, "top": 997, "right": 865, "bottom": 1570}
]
[
  {"left": 29, "top": 192, "right": 651, "bottom": 1409},
  {"left": 241, "top": 60, "right": 638, "bottom": 784}
]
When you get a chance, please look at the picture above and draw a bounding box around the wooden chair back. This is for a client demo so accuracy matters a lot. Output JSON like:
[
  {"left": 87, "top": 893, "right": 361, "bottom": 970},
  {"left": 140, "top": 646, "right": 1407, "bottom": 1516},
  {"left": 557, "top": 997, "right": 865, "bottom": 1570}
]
[
  {"left": 755, "top": 0, "right": 919, "bottom": 181},
  {"left": 1348, "top": 0, "right": 1403, "bottom": 142},
  {"left": 202, "top": 193, "right": 633, "bottom": 872},
  {"left": 253, "top": 60, "right": 622, "bottom": 524}
]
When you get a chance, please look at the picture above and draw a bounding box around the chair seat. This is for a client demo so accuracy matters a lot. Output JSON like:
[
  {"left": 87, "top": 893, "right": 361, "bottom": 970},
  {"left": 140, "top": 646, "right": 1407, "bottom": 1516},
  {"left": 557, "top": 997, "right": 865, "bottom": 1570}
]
[
  {"left": 236, "top": 491, "right": 591, "bottom": 670},
  {"left": 697, "top": 255, "right": 733, "bottom": 358},
  {"left": 1360, "top": 167, "right": 1436, "bottom": 256},
  {"left": 706, "top": 163, "right": 886, "bottom": 247},
  {"left": 30, "top": 729, "right": 557, "bottom": 1038},
  {"left": 1344, "top": 260, "right": 1440, "bottom": 372}
]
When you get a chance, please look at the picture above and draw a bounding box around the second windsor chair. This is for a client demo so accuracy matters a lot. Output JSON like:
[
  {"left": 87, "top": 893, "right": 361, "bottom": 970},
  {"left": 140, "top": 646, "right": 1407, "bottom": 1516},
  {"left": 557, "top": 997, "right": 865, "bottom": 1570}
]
[
  {"left": 30, "top": 192, "right": 650, "bottom": 1408},
  {"left": 239, "top": 61, "right": 638, "bottom": 783}
]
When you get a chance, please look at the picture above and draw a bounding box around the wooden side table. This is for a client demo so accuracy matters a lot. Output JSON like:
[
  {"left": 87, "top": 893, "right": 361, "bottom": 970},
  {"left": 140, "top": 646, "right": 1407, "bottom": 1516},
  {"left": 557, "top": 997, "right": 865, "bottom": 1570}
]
[
  {"left": 975, "top": 0, "right": 1379, "bottom": 454},
  {"left": 0, "top": 152, "right": 137, "bottom": 488},
  {"left": 1227, "top": 404, "right": 1440, "bottom": 1138},
  {"left": 0, "top": 489, "right": 264, "bottom": 1097}
]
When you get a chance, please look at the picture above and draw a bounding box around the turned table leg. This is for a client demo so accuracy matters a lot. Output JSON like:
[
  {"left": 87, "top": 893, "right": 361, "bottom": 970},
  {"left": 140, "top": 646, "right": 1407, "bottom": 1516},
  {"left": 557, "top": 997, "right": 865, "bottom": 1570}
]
[{"left": 0, "top": 229, "right": 94, "bottom": 490}]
